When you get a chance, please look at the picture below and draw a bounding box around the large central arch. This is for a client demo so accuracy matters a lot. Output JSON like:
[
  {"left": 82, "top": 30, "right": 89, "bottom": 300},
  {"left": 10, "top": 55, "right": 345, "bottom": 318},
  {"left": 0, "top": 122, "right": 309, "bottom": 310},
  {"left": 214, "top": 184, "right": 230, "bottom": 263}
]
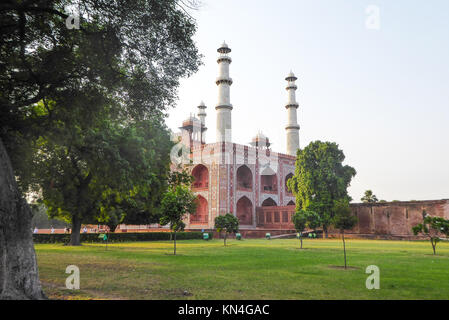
[
  {"left": 236, "top": 196, "right": 253, "bottom": 225},
  {"left": 190, "top": 195, "right": 208, "bottom": 224},
  {"left": 237, "top": 165, "right": 252, "bottom": 191},
  {"left": 192, "top": 164, "right": 209, "bottom": 189}
]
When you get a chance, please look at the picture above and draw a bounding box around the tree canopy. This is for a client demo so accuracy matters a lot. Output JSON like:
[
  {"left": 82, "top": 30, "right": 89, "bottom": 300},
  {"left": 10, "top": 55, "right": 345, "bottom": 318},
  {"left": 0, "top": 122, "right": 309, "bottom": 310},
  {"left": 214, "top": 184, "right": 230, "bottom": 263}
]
[
  {"left": 160, "top": 183, "right": 197, "bottom": 255},
  {"left": 33, "top": 118, "right": 173, "bottom": 243},
  {"left": 287, "top": 141, "right": 356, "bottom": 237},
  {"left": 159, "top": 169, "right": 197, "bottom": 254},
  {"left": 412, "top": 211, "right": 449, "bottom": 255},
  {"left": 292, "top": 209, "right": 321, "bottom": 249},
  {"left": 214, "top": 213, "right": 239, "bottom": 246},
  {"left": 361, "top": 190, "right": 378, "bottom": 203},
  {"left": 1, "top": 0, "right": 201, "bottom": 185}
]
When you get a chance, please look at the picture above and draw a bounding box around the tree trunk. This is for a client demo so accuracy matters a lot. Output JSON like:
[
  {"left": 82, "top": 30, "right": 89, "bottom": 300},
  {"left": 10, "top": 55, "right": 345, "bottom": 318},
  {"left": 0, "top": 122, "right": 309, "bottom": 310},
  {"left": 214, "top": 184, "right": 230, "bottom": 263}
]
[
  {"left": 324, "top": 226, "right": 329, "bottom": 239},
  {"left": 69, "top": 215, "right": 82, "bottom": 246},
  {"left": 300, "top": 236, "right": 303, "bottom": 249},
  {"left": 342, "top": 231, "right": 347, "bottom": 269},
  {"left": 174, "top": 231, "right": 177, "bottom": 255},
  {"left": 0, "top": 139, "right": 46, "bottom": 299},
  {"left": 224, "top": 233, "right": 227, "bottom": 247},
  {"left": 431, "top": 238, "right": 436, "bottom": 255}
]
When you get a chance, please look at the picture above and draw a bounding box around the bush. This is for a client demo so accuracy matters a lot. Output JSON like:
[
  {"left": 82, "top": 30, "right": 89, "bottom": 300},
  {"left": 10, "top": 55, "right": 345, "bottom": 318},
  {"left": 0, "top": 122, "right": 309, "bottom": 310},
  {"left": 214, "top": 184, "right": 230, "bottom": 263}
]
[{"left": 33, "top": 232, "right": 205, "bottom": 244}]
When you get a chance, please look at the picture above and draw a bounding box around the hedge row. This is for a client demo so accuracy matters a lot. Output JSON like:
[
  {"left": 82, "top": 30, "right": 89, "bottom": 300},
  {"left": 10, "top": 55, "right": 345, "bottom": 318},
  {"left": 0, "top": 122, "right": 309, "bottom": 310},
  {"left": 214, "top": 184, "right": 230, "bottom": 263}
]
[{"left": 33, "top": 231, "right": 213, "bottom": 244}]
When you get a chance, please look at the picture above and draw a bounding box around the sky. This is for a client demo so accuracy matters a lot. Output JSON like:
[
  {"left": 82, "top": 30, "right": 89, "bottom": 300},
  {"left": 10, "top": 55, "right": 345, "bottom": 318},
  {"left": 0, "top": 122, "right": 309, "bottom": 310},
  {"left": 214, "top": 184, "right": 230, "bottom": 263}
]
[{"left": 166, "top": 0, "right": 449, "bottom": 202}]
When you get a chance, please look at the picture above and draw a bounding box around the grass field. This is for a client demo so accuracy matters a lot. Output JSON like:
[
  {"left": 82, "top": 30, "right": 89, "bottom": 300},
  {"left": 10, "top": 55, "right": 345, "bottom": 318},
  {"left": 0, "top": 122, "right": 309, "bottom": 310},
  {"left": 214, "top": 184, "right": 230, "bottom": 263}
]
[{"left": 34, "top": 238, "right": 449, "bottom": 300}]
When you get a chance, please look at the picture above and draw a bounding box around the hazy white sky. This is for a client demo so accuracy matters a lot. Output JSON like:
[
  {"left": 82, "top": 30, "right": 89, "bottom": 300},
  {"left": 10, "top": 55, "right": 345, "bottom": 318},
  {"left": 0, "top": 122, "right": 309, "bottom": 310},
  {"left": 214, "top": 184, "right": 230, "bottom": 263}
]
[{"left": 166, "top": 0, "right": 449, "bottom": 202}]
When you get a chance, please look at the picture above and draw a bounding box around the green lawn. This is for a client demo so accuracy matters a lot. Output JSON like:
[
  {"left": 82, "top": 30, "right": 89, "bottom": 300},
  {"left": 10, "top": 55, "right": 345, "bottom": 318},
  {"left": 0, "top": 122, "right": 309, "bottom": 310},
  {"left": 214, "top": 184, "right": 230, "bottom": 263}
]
[{"left": 34, "top": 238, "right": 449, "bottom": 300}]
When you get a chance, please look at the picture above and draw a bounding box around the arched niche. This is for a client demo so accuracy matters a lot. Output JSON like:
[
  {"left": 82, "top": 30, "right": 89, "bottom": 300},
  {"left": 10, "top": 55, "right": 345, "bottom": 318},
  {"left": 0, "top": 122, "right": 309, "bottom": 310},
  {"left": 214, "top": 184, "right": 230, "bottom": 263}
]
[
  {"left": 236, "top": 196, "right": 253, "bottom": 225},
  {"left": 190, "top": 195, "right": 208, "bottom": 224},
  {"left": 261, "top": 197, "right": 277, "bottom": 207},
  {"left": 192, "top": 164, "right": 209, "bottom": 189},
  {"left": 237, "top": 165, "right": 252, "bottom": 191}
]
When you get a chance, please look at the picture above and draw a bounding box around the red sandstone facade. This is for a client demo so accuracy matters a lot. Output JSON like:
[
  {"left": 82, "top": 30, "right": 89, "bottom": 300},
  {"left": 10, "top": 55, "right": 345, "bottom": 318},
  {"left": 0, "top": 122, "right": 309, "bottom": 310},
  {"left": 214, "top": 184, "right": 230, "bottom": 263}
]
[{"left": 181, "top": 141, "right": 297, "bottom": 231}]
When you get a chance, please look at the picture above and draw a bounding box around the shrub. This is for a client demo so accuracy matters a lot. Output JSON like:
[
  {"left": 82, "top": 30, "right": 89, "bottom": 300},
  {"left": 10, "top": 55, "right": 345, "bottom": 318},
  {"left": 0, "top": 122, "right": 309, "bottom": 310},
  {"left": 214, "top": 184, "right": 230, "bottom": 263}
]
[{"left": 33, "top": 232, "right": 205, "bottom": 244}]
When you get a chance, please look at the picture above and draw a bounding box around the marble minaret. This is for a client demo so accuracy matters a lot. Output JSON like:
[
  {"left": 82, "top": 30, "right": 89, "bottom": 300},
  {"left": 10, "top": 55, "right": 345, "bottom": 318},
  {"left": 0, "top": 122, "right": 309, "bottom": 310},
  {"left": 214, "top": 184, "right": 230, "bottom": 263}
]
[
  {"left": 215, "top": 42, "right": 233, "bottom": 142},
  {"left": 197, "top": 101, "right": 207, "bottom": 144},
  {"left": 285, "top": 71, "right": 300, "bottom": 156}
]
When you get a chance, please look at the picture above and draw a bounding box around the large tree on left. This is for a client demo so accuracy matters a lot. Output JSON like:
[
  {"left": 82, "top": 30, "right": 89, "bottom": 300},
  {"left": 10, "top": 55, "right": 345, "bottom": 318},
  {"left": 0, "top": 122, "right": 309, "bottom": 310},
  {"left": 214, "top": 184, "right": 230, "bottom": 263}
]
[{"left": 0, "top": 0, "right": 201, "bottom": 299}]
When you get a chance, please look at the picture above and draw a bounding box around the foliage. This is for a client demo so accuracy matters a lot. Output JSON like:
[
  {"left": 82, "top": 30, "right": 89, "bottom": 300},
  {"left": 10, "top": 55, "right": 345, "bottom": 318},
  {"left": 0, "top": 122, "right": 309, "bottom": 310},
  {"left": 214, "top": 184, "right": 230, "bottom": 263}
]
[
  {"left": 287, "top": 141, "right": 356, "bottom": 236},
  {"left": 31, "top": 204, "right": 69, "bottom": 229},
  {"left": 32, "top": 231, "right": 205, "bottom": 244},
  {"left": 0, "top": 0, "right": 202, "bottom": 246},
  {"left": 168, "top": 169, "right": 195, "bottom": 188},
  {"left": 292, "top": 210, "right": 322, "bottom": 249},
  {"left": 361, "top": 190, "right": 378, "bottom": 203},
  {"left": 292, "top": 211, "right": 308, "bottom": 234},
  {"left": 33, "top": 119, "right": 173, "bottom": 242},
  {"left": 304, "top": 210, "right": 322, "bottom": 231},
  {"left": 160, "top": 186, "right": 197, "bottom": 230},
  {"left": 214, "top": 213, "right": 239, "bottom": 246},
  {"left": 412, "top": 211, "right": 449, "bottom": 255},
  {"left": 332, "top": 199, "right": 358, "bottom": 232},
  {"left": 1, "top": 0, "right": 201, "bottom": 151},
  {"left": 160, "top": 180, "right": 197, "bottom": 254}
]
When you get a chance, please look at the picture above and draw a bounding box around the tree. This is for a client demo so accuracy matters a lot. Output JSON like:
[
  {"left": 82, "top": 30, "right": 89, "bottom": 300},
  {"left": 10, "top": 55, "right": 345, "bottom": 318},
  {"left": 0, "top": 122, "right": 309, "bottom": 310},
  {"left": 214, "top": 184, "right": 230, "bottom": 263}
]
[
  {"left": 292, "top": 210, "right": 321, "bottom": 249},
  {"left": 287, "top": 141, "right": 356, "bottom": 238},
  {"left": 292, "top": 211, "right": 307, "bottom": 249},
  {"left": 214, "top": 213, "right": 239, "bottom": 246},
  {"left": 34, "top": 119, "right": 173, "bottom": 245},
  {"left": 361, "top": 190, "right": 378, "bottom": 203},
  {"left": 0, "top": 0, "right": 201, "bottom": 299},
  {"left": 332, "top": 199, "right": 358, "bottom": 269},
  {"left": 160, "top": 185, "right": 197, "bottom": 255},
  {"left": 412, "top": 211, "right": 449, "bottom": 255}
]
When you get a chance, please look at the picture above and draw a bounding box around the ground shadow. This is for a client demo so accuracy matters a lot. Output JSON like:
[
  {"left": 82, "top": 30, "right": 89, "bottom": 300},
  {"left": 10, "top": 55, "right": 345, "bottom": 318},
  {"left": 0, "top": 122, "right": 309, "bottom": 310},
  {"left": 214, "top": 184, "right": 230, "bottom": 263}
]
[{"left": 327, "top": 265, "right": 360, "bottom": 270}]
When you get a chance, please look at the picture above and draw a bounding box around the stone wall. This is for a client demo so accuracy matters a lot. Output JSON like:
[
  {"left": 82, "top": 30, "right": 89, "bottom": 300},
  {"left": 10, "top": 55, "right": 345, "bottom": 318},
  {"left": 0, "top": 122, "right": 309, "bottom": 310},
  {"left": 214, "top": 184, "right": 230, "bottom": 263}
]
[
  {"left": 339, "top": 199, "right": 449, "bottom": 239},
  {"left": 186, "top": 199, "right": 449, "bottom": 239},
  {"left": 249, "top": 199, "right": 449, "bottom": 239}
]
